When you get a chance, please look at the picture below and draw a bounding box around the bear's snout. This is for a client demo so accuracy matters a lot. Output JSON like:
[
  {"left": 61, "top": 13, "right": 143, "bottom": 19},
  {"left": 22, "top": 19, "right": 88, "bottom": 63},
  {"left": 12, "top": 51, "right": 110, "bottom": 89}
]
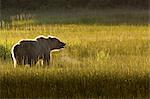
[{"left": 61, "top": 42, "right": 66, "bottom": 48}]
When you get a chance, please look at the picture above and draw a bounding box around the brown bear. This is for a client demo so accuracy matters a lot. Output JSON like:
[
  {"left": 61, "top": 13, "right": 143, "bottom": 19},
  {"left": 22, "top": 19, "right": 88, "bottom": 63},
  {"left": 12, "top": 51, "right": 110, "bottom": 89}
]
[{"left": 11, "top": 36, "right": 65, "bottom": 68}]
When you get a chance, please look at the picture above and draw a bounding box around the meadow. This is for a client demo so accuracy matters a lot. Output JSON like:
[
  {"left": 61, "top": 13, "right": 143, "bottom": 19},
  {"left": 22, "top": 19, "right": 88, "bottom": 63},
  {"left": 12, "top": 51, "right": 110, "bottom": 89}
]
[{"left": 0, "top": 9, "right": 149, "bottom": 98}]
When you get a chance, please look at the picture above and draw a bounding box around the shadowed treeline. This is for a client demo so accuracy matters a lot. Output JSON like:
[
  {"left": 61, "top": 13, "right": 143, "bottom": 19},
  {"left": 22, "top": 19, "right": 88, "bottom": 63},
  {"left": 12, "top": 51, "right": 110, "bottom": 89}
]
[
  {"left": 0, "top": 0, "right": 149, "bottom": 27},
  {"left": 1, "top": 0, "right": 149, "bottom": 10},
  {"left": 0, "top": 9, "right": 149, "bottom": 29}
]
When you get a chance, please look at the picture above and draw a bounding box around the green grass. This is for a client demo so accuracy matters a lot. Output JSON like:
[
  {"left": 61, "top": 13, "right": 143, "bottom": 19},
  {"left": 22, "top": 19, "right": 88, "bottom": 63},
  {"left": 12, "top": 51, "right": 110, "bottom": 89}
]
[{"left": 0, "top": 9, "right": 149, "bottom": 98}]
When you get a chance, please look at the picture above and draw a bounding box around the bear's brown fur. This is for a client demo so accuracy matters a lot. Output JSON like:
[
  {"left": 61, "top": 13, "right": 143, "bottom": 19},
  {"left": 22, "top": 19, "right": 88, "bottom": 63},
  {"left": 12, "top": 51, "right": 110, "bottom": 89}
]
[{"left": 11, "top": 36, "right": 65, "bottom": 67}]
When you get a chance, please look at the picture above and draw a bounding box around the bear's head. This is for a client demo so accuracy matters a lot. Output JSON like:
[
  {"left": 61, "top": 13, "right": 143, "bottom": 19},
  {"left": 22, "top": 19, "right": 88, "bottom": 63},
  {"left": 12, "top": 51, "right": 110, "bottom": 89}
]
[
  {"left": 36, "top": 36, "right": 65, "bottom": 51},
  {"left": 48, "top": 37, "right": 66, "bottom": 50}
]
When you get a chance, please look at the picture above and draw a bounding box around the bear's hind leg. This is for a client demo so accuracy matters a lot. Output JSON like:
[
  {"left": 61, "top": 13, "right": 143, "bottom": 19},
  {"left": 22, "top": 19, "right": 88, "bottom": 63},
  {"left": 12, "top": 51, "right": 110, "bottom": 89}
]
[{"left": 16, "top": 57, "right": 24, "bottom": 67}]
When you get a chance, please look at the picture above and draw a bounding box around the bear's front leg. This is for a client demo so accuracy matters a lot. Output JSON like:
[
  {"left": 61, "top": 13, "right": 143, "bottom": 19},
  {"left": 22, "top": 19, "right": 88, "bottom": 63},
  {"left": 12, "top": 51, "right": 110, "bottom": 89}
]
[
  {"left": 43, "top": 54, "right": 50, "bottom": 66},
  {"left": 27, "top": 57, "right": 37, "bottom": 67}
]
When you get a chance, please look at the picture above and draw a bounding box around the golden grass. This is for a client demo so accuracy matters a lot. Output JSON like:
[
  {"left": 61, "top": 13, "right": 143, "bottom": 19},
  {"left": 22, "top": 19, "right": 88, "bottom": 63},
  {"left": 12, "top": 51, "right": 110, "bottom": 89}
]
[{"left": 0, "top": 9, "right": 149, "bottom": 98}]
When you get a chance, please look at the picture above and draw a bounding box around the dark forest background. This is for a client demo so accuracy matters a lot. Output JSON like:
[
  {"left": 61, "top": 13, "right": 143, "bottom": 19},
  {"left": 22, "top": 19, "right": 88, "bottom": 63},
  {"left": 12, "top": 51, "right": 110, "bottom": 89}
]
[{"left": 1, "top": 0, "right": 149, "bottom": 10}]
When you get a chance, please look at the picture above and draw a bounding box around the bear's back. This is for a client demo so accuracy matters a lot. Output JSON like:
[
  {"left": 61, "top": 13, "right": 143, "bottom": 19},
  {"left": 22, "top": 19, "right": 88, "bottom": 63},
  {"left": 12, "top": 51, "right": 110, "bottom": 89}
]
[
  {"left": 20, "top": 40, "right": 37, "bottom": 45},
  {"left": 13, "top": 40, "right": 39, "bottom": 56}
]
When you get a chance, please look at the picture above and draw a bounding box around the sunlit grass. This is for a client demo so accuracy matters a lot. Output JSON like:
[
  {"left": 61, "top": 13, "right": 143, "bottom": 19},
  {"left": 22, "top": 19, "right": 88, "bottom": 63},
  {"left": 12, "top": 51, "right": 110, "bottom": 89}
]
[{"left": 0, "top": 9, "right": 149, "bottom": 98}]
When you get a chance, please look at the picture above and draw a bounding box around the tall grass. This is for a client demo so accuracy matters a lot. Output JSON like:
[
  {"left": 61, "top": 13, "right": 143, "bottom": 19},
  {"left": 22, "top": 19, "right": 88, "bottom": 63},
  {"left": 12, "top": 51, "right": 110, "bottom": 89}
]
[
  {"left": 0, "top": 65, "right": 149, "bottom": 98},
  {"left": 0, "top": 9, "right": 149, "bottom": 98}
]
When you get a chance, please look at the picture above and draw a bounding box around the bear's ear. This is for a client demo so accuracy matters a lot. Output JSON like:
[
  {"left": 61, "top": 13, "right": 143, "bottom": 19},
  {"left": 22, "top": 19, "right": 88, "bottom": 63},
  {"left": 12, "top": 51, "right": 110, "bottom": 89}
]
[
  {"left": 47, "top": 37, "right": 53, "bottom": 43},
  {"left": 48, "top": 37, "right": 55, "bottom": 42},
  {"left": 48, "top": 37, "right": 52, "bottom": 39},
  {"left": 36, "top": 37, "right": 46, "bottom": 42}
]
